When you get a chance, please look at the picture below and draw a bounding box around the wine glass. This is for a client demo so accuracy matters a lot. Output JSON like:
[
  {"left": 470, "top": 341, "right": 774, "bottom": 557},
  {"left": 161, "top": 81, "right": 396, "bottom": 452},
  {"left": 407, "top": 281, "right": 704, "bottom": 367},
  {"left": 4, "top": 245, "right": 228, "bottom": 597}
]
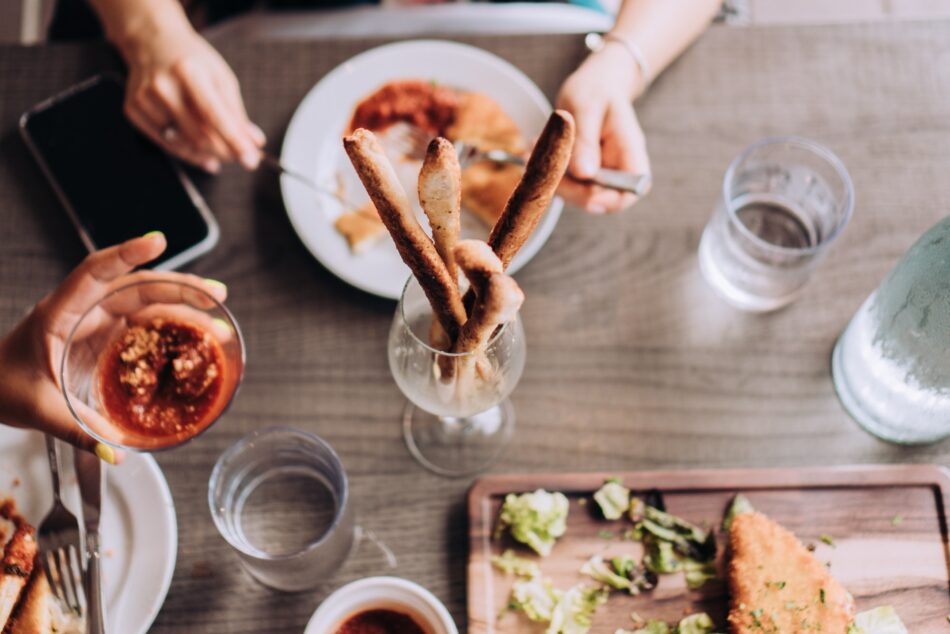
[
  {"left": 61, "top": 280, "right": 245, "bottom": 452},
  {"left": 388, "top": 277, "right": 526, "bottom": 477}
]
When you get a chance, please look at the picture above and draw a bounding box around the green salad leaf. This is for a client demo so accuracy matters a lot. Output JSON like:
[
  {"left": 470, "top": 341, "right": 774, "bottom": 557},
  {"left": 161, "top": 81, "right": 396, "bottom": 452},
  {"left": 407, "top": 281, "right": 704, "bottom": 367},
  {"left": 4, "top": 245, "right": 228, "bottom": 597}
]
[
  {"left": 546, "top": 584, "right": 609, "bottom": 634},
  {"left": 491, "top": 549, "right": 540, "bottom": 578},
  {"left": 496, "top": 489, "right": 570, "bottom": 556},
  {"left": 594, "top": 479, "right": 631, "bottom": 520},
  {"left": 848, "top": 606, "right": 909, "bottom": 634},
  {"left": 676, "top": 612, "right": 716, "bottom": 634},
  {"left": 510, "top": 577, "right": 560, "bottom": 622},
  {"left": 580, "top": 555, "right": 633, "bottom": 592},
  {"left": 615, "top": 620, "right": 671, "bottom": 634}
]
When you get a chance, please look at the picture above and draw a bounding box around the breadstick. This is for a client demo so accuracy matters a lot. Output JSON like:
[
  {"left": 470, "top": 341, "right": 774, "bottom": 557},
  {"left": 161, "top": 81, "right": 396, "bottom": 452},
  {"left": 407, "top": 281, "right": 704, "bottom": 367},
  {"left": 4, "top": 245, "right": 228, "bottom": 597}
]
[
  {"left": 488, "top": 109, "right": 575, "bottom": 268},
  {"left": 453, "top": 247, "right": 524, "bottom": 356},
  {"left": 454, "top": 239, "right": 503, "bottom": 292},
  {"left": 419, "top": 137, "right": 462, "bottom": 283},
  {"left": 419, "top": 138, "right": 462, "bottom": 351},
  {"left": 344, "top": 129, "right": 466, "bottom": 339}
]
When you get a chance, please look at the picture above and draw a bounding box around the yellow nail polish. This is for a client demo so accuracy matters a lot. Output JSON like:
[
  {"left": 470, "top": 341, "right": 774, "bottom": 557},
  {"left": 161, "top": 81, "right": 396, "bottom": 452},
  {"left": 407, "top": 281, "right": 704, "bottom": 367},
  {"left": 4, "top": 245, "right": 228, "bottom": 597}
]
[
  {"left": 95, "top": 443, "right": 116, "bottom": 465},
  {"left": 204, "top": 278, "right": 227, "bottom": 290},
  {"left": 143, "top": 230, "right": 165, "bottom": 240}
]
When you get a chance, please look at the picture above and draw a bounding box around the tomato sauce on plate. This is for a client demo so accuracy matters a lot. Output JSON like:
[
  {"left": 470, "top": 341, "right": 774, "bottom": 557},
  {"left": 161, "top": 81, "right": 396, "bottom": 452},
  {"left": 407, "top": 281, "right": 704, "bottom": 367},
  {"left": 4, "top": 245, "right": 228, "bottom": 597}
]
[
  {"left": 98, "top": 318, "right": 227, "bottom": 444},
  {"left": 349, "top": 79, "right": 459, "bottom": 137}
]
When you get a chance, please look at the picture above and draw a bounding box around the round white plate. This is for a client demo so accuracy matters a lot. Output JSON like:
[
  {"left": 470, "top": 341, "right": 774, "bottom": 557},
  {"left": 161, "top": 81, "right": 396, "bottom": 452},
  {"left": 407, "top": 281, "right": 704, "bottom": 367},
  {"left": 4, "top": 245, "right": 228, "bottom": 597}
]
[
  {"left": 0, "top": 427, "right": 177, "bottom": 634},
  {"left": 281, "top": 39, "right": 563, "bottom": 300}
]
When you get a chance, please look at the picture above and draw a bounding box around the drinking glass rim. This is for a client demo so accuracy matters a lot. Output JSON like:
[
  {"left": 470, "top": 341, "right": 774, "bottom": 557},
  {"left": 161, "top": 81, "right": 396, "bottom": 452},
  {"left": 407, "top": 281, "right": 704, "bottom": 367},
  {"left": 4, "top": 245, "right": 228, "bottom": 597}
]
[
  {"left": 207, "top": 426, "right": 351, "bottom": 562},
  {"left": 723, "top": 135, "right": 855, "bottom": 256},
  {"left": 397, "top": 277, "right": 513, "bottom": 357},
  {"left": 59, "top": 278, "right": 246, "bottom": 453}
]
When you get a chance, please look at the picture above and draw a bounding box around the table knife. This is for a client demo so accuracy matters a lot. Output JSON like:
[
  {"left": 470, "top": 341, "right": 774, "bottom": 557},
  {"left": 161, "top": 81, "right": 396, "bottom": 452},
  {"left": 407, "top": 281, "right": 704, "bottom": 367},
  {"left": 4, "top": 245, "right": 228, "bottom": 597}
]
[{"left": 74, "top": 448, "right": 106, "bottom": 634}]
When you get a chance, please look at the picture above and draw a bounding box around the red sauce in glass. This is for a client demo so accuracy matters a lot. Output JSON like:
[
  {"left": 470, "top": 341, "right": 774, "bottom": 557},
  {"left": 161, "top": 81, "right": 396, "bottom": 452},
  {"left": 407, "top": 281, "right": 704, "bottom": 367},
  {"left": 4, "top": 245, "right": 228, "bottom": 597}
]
[
  {"left": 349, "top": 80, "right": 459, "bottom": 137},
  {"left": 334, "top": 609, "right": 428, "bottom": 634},
  {"left": 97, "top": 318, "right": 226, "bottom": 442}
]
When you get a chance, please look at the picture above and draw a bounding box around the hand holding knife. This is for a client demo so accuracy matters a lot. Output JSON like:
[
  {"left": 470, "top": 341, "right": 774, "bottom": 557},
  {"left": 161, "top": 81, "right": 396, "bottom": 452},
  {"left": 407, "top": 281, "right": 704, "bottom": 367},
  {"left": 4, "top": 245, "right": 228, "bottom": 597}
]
[{"left": 74, "top": 448, "right": 106, "bottom": 634}]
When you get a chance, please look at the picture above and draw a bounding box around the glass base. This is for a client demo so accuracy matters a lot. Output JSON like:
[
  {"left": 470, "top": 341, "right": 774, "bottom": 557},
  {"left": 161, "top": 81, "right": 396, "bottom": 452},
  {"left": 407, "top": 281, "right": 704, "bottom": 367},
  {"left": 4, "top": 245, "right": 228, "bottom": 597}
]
[
  {"left": 832, "top": 332, "right": 949, "bottom": 446},
  {"left": 402, "top": 400, "right": 514, "bottom": 478}
]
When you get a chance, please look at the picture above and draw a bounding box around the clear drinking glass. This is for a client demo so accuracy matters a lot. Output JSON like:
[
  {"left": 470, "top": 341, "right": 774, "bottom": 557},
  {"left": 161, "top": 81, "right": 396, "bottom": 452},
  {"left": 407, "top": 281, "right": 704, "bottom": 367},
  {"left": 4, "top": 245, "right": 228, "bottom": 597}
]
[
  {"left": 208, "top": 427, "right": 355, "bottom": 591},
  {"left": 832, "top": 216, "right": 950, "bottom": 445},
  {"left": 388, "top": 277, "right": 526, "bottom": 477},
  {"left": 61, "top": 280, "right": 245, "bottom": 451},
  {"left": 698, "top": 137, "right": 854, "bottom": 311}
]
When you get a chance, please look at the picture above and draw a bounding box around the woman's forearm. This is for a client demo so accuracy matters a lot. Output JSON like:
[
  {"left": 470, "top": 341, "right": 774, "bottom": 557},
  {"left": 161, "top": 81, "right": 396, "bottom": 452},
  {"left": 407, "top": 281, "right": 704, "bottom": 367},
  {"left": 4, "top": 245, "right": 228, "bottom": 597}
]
[
  {"left": 609, "top": 0, "right": 721, "bottom": 97},
  {"left": 86, "top": 0, "right": 191, "bottom": 58}
]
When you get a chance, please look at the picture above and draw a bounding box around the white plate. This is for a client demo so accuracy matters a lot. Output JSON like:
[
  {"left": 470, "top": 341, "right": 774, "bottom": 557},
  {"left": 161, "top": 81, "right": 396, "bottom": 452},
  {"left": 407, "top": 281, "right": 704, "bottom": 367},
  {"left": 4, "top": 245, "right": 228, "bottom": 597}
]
[
  {"left": 281, "top": 40, "right": 563, "bottom": 300},
  {"left": 0, "top": 427, "right": 177, "bottom": 634}
]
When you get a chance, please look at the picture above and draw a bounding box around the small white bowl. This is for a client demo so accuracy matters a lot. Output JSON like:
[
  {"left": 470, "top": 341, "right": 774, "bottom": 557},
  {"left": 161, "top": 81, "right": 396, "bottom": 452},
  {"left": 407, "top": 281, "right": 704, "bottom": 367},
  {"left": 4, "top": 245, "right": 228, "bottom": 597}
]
[{"left": 304, "top": 576, "right": 459, "bottom": 634}]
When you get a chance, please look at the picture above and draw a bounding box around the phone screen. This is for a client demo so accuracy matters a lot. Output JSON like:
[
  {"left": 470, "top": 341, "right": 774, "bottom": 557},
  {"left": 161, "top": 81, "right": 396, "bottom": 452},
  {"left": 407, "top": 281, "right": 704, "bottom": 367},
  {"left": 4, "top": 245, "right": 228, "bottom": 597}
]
[{"left": 21, "top": 75, "right": 217, "bottom": 269}]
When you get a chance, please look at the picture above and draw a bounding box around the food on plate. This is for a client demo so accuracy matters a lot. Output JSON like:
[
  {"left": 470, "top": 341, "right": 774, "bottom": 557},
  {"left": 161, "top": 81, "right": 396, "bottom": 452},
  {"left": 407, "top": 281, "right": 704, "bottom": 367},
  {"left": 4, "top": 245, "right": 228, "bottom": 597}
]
[
  {"left": 344, "top": 128, "right": 467, "bottom": 341},
  {"left": 461, "top": 163, "right": 524, "bottom": 228},
  {"left": 848, "top": 606, "right": 908, "bottom": 634},
  {"left": 494, "top": 489, "right": 569, "bottom": 557},
  {"left": 98, "top": 318, "right": 229, "bottom": 443},
  {"left": 334, "top": 202, "right": 386, "bottom": 254},
  {"left": 0, "top": 500, "right": 81, "bottom": 634},
  {"left": 593, "top": 478, "right": 631, "bottom": 520},
  {"left": 616, "top": 613, "right": 716, "bottom": 634},
  {"left": 333, "top": 607, "right": 428, "bottom": 634},
  {"left": 349, "top": 80, "right": 459, "bottom": 137},
  {"left": 580, "top": 554, "right": 654, "bottom": 596},
  {"left": 727, "top": 511, "right": 855, "bottom": 633},
  {"left": 547, "top": 584, "right": 609, "bottom": 634},
  {"left": 337, "top": 79, "right": 540, "bottom": 251},
  {"left": 0, "top": 501, "right": 36, "bottom": 631}
]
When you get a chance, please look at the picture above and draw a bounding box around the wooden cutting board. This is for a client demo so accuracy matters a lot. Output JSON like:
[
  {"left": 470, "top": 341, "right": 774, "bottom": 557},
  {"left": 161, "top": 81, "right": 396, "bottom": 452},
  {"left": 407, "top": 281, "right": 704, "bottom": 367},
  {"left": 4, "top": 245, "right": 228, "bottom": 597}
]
[{"left": 467, "top": 465, "right": 950, "bottom": 633}]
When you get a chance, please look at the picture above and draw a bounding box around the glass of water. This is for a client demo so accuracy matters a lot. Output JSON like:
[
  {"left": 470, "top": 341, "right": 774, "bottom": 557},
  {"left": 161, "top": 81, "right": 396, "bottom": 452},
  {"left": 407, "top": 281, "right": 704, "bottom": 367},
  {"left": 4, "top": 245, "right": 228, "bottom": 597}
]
[
  {"left": 208, "top": 427, "right": 355, "bottom": 591},
  {"left": 698, "top": 137, "right": 854, "bottom": 311},
  {"left": 833, "top": 216, "right": 950, "bottom": 445}
]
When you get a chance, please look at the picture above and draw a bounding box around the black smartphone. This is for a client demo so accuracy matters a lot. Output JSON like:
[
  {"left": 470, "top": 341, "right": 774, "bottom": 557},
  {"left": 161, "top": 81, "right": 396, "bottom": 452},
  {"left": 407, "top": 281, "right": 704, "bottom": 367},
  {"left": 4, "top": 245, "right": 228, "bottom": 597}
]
[{"left": 19, "top": 74, "right": 218, "bottom": 270}]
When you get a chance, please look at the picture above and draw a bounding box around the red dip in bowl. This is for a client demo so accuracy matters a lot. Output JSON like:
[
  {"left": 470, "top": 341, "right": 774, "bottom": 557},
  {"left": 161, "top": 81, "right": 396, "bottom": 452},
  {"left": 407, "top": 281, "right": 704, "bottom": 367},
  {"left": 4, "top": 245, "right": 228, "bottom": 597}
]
[{"left": 334, "top": 608, "right": 428, "bottom": 634}]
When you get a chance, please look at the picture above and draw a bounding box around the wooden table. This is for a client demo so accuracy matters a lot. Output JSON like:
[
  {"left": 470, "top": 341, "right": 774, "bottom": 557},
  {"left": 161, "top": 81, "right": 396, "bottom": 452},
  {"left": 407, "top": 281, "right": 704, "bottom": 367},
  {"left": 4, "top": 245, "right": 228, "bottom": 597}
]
[{"left": 1, "top": 21, "right": 949, "bottom": 633}]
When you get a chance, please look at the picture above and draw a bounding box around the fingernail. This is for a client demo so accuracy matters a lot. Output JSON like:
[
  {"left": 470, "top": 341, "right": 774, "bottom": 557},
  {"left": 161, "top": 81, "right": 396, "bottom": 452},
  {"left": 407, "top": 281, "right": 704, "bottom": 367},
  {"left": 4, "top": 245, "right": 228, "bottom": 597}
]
[
  {"left": 578, "top": 157, "right": 599, "bottom": 177},
  {"left": 203, "top": 159, "right": 221, "bottom": 173},
  {"left": 241, "top": 149, "right": 261, "bottom": 169},
  {"left": 142, "top": 230, "right": 165, "bottom": 240},
  {"left": 95, "top": 443, "right": 117, "bottom": 465},
  {"left": 204, "top": 278, "right": 227, "bottom": 291}
]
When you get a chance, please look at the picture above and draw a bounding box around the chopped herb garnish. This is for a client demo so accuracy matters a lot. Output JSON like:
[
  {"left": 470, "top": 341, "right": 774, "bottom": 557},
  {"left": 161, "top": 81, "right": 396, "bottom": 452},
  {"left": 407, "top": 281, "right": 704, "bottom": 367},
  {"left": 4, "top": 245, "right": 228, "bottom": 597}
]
[
  {"left": 784, "top": 601, "right": 797, "bottom": 610},
  {"left": 819, "top": 534, "right": 835, "bottom": 547},
  {"left": 891, "top": 514, "right": 903, "bottom": 526},
  {"left": 597, "top": 529, "right": 615, "bottom": 540},
  {"left": 819, "top": 588, "right": 826, "bottom": 605}
]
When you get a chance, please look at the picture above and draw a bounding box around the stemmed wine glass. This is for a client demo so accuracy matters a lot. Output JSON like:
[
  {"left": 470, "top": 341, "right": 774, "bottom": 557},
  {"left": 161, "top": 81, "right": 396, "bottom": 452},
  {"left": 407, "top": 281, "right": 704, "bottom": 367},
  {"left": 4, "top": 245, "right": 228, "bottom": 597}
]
[{"left": 388, "top": 277, "right": 526, "bottom": 477}]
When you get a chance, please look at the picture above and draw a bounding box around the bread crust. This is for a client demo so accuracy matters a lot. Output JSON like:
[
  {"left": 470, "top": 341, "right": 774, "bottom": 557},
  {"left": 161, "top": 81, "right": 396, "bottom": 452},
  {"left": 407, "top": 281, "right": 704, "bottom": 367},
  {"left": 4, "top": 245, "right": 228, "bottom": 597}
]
[
  {"left": 452, "top": 241, "right": 523, "bottom": 357},
  {"left": 418, "top": 137, "right": 462, "bottom": 284},
  {"left": 487, "top": 109, "right": 575, "bottom": 268},
  {"left": 344, "top": 129, "right": 467, "bottom": 339}
]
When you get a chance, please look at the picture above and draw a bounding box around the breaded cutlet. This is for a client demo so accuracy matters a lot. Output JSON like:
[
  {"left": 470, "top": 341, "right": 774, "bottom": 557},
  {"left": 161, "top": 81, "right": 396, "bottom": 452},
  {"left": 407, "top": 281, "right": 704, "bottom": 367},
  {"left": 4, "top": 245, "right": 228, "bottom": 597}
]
[{"left": 728, "top": 512, "right": 854, "bottom": 634}]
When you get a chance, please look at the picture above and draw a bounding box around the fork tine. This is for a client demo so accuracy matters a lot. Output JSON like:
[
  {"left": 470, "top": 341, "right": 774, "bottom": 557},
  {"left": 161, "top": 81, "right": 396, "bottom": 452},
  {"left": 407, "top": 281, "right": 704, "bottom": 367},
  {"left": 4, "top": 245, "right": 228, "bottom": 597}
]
[
  {"left": 57, "top": 548, "right": 81, "bottom": 615},
  {"left": 42, "top": 550, "right": 67, "bottom": 606},
  {"left": 68, "top": 545, "right": 86, "bottom": 613}
]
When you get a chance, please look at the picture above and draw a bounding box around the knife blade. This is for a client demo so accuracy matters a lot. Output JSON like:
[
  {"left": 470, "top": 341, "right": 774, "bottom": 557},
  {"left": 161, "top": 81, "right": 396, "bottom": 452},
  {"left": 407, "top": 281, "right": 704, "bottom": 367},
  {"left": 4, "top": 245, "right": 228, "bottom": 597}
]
[{"left": 73, "top": 448, "right": 105, "bottom": 634}]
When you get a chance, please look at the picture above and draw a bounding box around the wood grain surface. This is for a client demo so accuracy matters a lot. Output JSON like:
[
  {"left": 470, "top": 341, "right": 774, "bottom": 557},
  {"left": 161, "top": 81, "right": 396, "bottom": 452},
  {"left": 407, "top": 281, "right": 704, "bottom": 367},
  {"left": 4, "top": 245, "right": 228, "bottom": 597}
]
[
  {"left": 0, "top": 21, "right": 949, "bottom": 634},
  {"left": 468, "top": 466, "right": 950, "bottom": 633}
]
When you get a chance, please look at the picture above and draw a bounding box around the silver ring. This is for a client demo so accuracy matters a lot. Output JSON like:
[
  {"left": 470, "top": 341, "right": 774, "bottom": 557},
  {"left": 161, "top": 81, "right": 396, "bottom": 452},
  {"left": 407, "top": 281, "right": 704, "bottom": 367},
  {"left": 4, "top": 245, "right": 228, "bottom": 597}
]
[{"left": 161, "top": 126, "right": 178, "bottom": 142}]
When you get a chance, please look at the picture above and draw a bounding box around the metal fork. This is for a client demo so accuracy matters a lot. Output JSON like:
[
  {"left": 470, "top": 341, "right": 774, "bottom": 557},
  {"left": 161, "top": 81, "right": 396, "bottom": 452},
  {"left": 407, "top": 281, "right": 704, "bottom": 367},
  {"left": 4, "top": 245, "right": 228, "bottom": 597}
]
[
  {"left": 36, "top": 435, "right": 85, "bottom": 618},
  {"left": 389, "top": 122, "right": 652, "bottom": 197}
]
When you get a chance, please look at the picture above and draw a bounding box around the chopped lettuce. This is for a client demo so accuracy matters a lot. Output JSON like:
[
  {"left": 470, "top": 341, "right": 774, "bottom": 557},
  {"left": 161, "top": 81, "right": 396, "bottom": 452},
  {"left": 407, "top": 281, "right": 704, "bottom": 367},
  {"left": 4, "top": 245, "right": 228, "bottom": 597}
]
[
  {"left": 511, "top": 577, "right": 560, "bottom": 622},
  {"left": 676, "top": 612, "right": 716, "bottom": 634},
  {"left": 721, "top": 493, "right": 754, "bottom": 531},
  {"left": 643, "top": 538, "right": 681, "bottom": 573},
  {"left": 594, "top": 479, "right": 631, "bottom": 520},
  {"left": 641, "top": 506, "right": 715, "bottom": 561},
  {"left": 580, "top": 555, "right": 656, "bottom": 595},
  {"left": 491, "top": 549, "right": 540, "bottom": 578},
  {"left": 682, "top": 558, "right": 718, "bottom": 589},
  {"left": 848, "top": 607, "right": 909, "bottom": 634},
  {"left": 615, "top": 621, "right": 671, "bottom": 634},
  {"left": 546, "top": 584, "right": 609, "bottom": 634},
  {"left": 496, "top": 489, "right": 569, "bottom": 556}
]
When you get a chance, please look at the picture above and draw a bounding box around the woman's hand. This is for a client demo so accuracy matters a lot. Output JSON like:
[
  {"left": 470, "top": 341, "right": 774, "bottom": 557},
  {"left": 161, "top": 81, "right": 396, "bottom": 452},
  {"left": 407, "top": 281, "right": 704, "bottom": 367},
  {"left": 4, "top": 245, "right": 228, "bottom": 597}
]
[
  {"left": 118, "top": 18, "right": 265, "bottom": 173},
  {"left": 556, "top": 44, "right": 652, "bottom": 214},
  {"left": 0, "top": 233, "right": 227, "bottom": 463}
]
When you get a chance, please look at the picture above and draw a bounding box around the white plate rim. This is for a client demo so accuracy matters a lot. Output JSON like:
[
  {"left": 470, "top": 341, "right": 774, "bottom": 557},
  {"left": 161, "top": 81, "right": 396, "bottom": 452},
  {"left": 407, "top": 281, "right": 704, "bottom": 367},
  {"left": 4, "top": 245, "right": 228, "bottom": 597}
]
[{"left": 280, "top": 39, "right": 563, "bottom": 300}]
